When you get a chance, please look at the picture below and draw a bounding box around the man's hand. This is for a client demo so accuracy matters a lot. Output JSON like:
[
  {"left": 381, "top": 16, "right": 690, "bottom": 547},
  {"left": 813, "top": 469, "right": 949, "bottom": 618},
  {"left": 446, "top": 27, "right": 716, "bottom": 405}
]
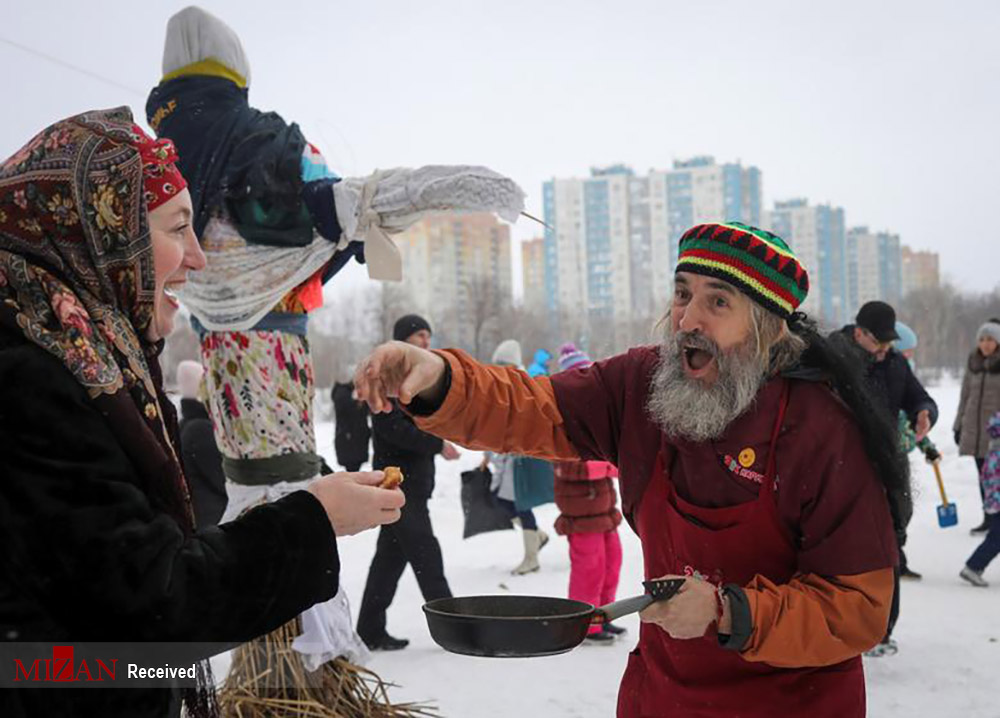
[
  {"left": 639, "top": 575, "right": 723, "bottom": 639},
  {"left": 441, "top": 441, "right": 461, "bottom": 461},
  {"left": 914, "top": 410, "right": 931, "bottom": 442},
  {"left": 355, "top": 341, "right": 447, "bottom": 413},
  {"left": 308, "top": 471, "right": 405, "bottom": 536}
]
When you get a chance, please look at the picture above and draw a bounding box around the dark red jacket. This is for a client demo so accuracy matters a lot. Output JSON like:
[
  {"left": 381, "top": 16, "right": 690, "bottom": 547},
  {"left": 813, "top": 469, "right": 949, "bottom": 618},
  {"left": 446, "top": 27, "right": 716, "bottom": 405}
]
[
  {"left": 412, "top": 346, "right": 896, "bottom": 671},
  {"left": 554, "top": 460, "right": 622, "bottom": 535}
]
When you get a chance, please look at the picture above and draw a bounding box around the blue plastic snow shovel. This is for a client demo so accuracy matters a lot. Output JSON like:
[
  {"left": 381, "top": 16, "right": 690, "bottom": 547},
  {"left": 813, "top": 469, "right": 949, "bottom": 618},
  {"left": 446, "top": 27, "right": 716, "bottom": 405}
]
[{"left": 932, "top": 460, "right": 957, "bottom": 528}]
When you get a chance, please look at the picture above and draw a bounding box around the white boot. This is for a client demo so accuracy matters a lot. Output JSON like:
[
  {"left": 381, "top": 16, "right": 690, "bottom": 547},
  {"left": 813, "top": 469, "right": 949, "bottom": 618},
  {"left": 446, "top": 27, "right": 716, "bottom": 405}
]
[
  {"left": 512, "top": 529, "right": 547, "bottom": 575},
  {"left": 960, "top": 565, "right": 989, "bottom": 587}
]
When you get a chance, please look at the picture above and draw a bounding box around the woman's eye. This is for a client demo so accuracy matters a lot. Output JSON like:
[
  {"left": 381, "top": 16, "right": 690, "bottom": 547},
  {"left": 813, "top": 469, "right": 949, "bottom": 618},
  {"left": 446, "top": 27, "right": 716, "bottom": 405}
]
[{"left": 714, "top": 297, "right": 729, "bottom": 308}]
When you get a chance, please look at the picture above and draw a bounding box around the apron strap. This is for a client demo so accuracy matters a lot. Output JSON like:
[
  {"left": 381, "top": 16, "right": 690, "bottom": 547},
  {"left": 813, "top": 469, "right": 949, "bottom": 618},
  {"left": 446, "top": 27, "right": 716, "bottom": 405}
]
[{"left": 761, "top": 380, "right": 790, "bottom": 497}]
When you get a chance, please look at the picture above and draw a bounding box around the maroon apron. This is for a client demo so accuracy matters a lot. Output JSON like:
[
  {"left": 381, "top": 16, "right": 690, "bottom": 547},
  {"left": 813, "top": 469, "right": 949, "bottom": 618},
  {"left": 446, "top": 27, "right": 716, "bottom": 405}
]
[{"left": 618, "top": 380, "right": 865, "bottom": 717}]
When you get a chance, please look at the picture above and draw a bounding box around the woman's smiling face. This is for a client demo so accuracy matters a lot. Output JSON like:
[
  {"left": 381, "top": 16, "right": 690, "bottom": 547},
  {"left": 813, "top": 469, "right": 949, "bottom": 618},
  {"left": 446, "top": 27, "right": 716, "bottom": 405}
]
[{"left": 146, "top": 189, "right": 205, "bottom": 342}]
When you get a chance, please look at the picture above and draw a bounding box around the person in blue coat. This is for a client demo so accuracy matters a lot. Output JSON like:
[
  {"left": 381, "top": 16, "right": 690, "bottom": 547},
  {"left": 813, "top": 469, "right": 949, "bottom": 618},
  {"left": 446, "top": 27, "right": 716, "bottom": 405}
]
[{"left": 527, "top": 348, "right": 552, "bottom": 378}]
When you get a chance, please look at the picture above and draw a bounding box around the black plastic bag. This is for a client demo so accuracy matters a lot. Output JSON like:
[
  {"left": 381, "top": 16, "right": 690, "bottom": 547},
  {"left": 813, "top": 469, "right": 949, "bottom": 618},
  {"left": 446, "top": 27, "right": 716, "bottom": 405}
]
[{"left": 461, "top": 467, "right": 514, "bottom": 539}]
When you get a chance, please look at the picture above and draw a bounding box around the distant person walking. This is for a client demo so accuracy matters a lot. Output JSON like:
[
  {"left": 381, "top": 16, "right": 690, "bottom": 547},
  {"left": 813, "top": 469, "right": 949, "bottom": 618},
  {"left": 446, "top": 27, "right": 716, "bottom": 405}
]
[
  {"left": 481, "top": 338, "right": 550, "bottom": 575},
  {"left": 356, "top": 315, "right": 461, "bottom": 650},
  {"left": 954, "top": 318, "right": 1000, "bottom": 534},
  {"left": 832, "top": 301, "right": 937, "bottom": 657},
  {"left": 960, "top": 411, "right": 1000, "bottom": 586},
  {"left": 332, "top": 373, "right": 370, "bottom": 472}
]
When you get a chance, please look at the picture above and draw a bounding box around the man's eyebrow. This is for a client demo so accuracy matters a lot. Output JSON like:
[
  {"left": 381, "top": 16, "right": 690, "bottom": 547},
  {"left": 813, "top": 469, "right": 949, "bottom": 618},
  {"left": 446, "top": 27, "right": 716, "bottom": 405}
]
[
  {"left": 178, "top": 206, "right": 193, "bottom": 220},
  {"left": 706, "top": 280, "right": 736, "bottom": 295},
  {"left": 674, "top": 275, "right": 689, "bottom": 286}
]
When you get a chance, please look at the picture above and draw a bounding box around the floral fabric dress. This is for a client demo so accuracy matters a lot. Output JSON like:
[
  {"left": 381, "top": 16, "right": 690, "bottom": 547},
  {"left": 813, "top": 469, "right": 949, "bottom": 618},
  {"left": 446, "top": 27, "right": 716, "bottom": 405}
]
[{"left": 201, "top": 326, "right": 316, "bottom": 461}]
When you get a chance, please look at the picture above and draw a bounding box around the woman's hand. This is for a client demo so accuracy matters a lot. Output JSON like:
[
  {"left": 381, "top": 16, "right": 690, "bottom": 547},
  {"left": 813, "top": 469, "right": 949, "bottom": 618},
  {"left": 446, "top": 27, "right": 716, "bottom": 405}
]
[
  {"left": 639, "top": 575, "right": 728, "bottom": 639},
  {"left": 355, "top": 341, "right": 447, "bottom": 413},
  {"left": 308, "top": 471, "right": 405, "bottom": 536}
]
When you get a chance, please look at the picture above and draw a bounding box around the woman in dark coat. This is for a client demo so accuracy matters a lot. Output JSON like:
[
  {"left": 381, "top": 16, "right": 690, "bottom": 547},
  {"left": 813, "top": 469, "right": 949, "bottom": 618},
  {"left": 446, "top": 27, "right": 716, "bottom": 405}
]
[
  {"left": 955, "top": 319, "right": 1000, "bottom": 532},
  {"left": 0, "top": 108, "right": 403, "bottom": 718}
]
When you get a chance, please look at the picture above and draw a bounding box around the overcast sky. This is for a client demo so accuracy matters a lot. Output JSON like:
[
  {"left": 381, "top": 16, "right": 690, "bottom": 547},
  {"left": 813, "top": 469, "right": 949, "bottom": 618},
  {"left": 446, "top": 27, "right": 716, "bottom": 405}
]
[{"left": 2, "top": 0, "right": 997, "bottom": 300}]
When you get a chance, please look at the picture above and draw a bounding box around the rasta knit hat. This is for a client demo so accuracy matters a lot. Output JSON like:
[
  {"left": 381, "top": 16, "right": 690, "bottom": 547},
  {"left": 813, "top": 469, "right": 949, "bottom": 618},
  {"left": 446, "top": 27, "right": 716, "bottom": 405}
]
[
  {"left": 393, "top": 314, "right": 432, "bottom": 342},
  {"left": 675, "top": 222, "right": 809, "bottom": 319}
]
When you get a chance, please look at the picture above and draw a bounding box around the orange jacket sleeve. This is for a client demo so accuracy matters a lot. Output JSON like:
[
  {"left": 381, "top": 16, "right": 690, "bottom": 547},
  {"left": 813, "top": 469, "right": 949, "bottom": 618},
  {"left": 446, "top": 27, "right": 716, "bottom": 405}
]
[
  {"left": 413, "top": 349, "right": 581, "bottom": 460},
  {"left": 739, "top": 568, "right": 893, "bottom": 667}
]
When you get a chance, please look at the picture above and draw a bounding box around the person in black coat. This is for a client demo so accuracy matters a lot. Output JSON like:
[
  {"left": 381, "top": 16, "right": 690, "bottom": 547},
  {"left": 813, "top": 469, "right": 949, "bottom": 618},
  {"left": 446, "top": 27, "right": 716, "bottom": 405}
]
[
  {"left": 832, "top": 300, "right": 938, "bottom": 657},
  {"left": 331, "top": 377, "right": 371, "bottom": 472},
  {"left": 176, "top": 360, "right": 228, "bottom": 527},
  {"left": 356, "top": 315, "right": 461, "bottom": 651},
  {"left": 0, "top": 111, "right": 404, "bottom": 718}
]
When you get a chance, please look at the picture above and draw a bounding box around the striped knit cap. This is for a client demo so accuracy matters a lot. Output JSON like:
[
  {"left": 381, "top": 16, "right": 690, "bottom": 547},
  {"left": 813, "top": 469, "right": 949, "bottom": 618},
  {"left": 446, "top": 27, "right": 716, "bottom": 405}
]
[
  {"left": 558, "top": 342, "right": 591, "bottom": 372},
  {"left": 676, "top": 222, "right": 809, "bottom": 319}
]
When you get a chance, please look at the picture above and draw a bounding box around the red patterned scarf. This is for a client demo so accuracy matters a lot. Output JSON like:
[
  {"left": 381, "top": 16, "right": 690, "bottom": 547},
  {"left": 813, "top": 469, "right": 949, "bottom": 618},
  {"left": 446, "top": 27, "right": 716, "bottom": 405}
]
[{"left": 0, "top": 107, "right": 195, "bottom": 531}]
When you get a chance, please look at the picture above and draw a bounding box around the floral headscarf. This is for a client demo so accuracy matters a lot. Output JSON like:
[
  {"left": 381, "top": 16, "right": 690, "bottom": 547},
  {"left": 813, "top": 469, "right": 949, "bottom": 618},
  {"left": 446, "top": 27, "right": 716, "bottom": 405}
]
[{"left": 0, "top": 107, "right": 195, "bottom": 532}]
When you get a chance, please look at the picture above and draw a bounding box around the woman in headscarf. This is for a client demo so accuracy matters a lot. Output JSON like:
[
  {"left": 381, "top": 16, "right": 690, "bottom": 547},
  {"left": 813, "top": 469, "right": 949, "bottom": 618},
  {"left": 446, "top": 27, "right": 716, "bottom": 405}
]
[{"left": 0, "top": 108, "right": 403, "bottom": 718}]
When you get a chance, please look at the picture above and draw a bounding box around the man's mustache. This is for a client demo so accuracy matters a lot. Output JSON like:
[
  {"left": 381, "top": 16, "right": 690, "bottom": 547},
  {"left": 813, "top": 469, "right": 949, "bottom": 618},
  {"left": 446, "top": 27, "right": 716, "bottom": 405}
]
[{"left": 673, "top": 331, "right": 720, "bottom": 358}]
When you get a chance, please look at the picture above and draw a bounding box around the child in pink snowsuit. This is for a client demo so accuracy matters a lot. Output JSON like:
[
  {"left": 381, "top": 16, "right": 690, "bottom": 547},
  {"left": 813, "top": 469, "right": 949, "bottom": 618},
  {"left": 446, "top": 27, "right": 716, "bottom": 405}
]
[{"left": 554, "top": 344, "right": 624, "bottom": 642}]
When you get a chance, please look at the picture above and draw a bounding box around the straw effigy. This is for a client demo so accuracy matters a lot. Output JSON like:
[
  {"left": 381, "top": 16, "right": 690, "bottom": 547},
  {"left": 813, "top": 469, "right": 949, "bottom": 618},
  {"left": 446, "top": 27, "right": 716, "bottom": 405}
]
[{"left": 218, "top": 618, "right": 439, "bottom": 718}]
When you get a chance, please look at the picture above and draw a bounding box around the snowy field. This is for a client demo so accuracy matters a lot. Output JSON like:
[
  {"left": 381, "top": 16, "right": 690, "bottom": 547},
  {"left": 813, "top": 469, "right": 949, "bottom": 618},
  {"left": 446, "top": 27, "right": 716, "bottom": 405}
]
[{"left": 231, "top": 379, "right": 997, "bottom": 717}]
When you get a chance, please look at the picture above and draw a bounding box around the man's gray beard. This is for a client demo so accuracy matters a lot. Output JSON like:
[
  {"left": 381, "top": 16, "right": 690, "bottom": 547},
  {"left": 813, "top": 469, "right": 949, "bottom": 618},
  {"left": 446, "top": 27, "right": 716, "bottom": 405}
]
[{"left": 646, "top": 329, "right": 769, "bottom": 442}]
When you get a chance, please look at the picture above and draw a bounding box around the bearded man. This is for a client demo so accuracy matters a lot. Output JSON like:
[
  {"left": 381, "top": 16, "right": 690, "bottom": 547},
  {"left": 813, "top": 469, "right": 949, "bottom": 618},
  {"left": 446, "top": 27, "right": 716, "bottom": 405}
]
[{"left": 355, "top": 222, "right": 904, "bottom": 718}]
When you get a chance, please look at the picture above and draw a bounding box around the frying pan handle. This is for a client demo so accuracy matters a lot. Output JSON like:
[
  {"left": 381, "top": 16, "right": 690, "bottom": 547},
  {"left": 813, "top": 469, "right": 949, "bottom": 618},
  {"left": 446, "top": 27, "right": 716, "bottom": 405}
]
[
  {"left": 594, "top": 594, "right": 654, "bottom": 623},
  {"left": 593, "top": 578, "right": 686, "bottom": 623}
]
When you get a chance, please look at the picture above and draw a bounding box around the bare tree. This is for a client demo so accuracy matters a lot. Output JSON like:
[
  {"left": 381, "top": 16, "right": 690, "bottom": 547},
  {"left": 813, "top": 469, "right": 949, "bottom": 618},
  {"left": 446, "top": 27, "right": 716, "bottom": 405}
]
[
  {"left": 372, "top": 281, "right": 414, "bottom": 344},
  {"left": 460, "top": 274, "right": 506, "bottom": 360},
  {"left": 899, "top": 283, "right": 1000, "bottom": 375},
  {"left": 491, "top": 304, "right": 552, "bottom": 366}
]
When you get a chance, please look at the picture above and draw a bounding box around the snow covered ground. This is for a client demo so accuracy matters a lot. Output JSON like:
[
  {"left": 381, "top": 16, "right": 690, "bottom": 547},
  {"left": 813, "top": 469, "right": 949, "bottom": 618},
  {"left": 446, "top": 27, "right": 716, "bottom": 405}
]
[{"left": 251, "top": 379, "right": 999, "bottom": 716}]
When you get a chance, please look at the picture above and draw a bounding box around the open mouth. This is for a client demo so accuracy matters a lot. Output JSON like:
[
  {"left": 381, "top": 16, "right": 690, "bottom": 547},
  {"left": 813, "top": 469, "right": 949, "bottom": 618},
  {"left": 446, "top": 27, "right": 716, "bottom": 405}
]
[
  {"left": 163, "top": 284, "right": 183, "bottom": 309},
  {"left": 682, "top": 343, "right": 716, "bottom": 375}
]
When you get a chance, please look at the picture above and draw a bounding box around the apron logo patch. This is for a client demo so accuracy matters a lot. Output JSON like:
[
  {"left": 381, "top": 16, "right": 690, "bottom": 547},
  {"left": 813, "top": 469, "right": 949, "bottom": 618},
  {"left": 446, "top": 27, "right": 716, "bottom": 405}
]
[
  {"left": 738, "top": 447, "right": 756, "bottom": 468},
  {"left": 723, "top": 453, "right": 766, "bottom": 485}
]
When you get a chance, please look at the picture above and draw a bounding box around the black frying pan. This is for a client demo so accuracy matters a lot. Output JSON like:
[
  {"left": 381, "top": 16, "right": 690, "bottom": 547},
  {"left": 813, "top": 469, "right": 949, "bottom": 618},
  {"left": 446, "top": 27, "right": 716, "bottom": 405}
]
[{"left": 422, "top": 578, "right": 684, "bottom": 657}]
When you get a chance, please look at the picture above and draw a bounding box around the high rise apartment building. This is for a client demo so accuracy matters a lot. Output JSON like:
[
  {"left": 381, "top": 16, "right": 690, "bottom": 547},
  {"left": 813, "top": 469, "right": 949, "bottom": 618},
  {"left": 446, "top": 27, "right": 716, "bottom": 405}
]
[
  {"left": 901, "top": 246, "right": 941, "bottom": 296},
  {"left": 649, "top": 157, "right": 762, "bottom": 307},
  {"left": 845, "top": 226, "right": 902, "bottom": 318},
  {"left": 542, "top": 158, "right": 762, "bottom": 344},
  {"left": 394, "top": 213, "right": 512, "bottom": 351},
  {"left": 767, "top": 199, "right": 847, "bottom": 326},
  {"left": 521, "top": 237, "right": 547, "bottom": 312}
]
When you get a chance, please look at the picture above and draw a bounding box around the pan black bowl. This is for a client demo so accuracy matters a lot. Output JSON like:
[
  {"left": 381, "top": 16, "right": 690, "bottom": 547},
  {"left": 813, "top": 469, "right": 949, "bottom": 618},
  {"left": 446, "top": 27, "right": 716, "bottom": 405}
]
[{"left": 423, "top": 595, "right": 597, "bottom": 658}]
